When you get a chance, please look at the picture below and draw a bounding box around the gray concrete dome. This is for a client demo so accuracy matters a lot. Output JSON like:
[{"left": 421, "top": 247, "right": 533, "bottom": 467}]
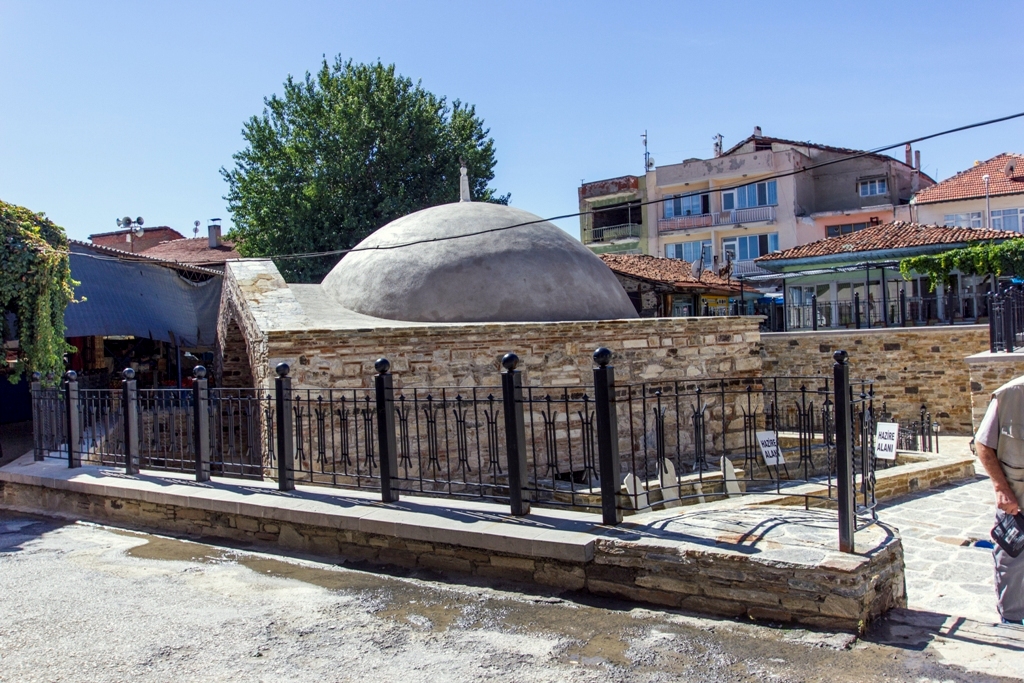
[{"left": 321, "top": 202, "right": 638, "bottom": 323}]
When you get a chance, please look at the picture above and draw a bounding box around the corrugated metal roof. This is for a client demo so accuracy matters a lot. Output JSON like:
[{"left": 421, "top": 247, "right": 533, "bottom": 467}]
[{"left": 65, "top": 243, "right": 222, "bottom": 347}]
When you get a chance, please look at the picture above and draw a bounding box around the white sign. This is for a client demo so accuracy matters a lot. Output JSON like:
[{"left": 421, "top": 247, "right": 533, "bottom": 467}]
[
  {"left": 875, "top": 422, "right": 899, "bottom": 461},
  {"left": 755, "top": 431, "right": 784, "bottom": 466}
]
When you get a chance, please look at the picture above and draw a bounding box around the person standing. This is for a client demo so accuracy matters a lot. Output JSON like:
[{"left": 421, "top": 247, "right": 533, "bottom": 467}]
[{"left": 975, "top": 375, "right": 1024, "bottom": 625}]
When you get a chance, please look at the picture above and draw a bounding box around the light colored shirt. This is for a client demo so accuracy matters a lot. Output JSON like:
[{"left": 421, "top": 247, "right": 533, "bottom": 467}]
[{"left": 977, "top": 397, "right": 1001, "bottom": 450}]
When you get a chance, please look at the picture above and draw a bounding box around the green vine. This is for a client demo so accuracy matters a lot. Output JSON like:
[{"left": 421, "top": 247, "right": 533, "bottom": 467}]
[
  {"left": 900, "top": 239, "right": 1024, "bottom": 291},
  {"left": 1, "top": 200, "right": 77, "bottom": 383}
]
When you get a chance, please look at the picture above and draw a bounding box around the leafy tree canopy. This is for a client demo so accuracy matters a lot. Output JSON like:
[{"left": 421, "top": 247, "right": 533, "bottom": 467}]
[
  {"left": 223, "top": 58, "right": 509, "bottom": 282},
  {"left": 900, "top": 238, "right": 1024, "bottom": 290},
  {"left": 0, "top": 200, "right": 76, "bottom": 383}
]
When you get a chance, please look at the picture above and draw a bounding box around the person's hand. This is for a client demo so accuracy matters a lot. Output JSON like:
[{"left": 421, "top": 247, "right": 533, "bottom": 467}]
[{"left": 996, "top": 487, "right": 1021, "bottom": 515}]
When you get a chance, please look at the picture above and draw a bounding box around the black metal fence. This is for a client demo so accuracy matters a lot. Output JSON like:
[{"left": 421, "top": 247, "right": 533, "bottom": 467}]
[
  {"left": 989, "top": 285, "right": 1024, "bottom": 352},
  {"left": 31, "top": 349, "right": 935, "bottom": 553}
]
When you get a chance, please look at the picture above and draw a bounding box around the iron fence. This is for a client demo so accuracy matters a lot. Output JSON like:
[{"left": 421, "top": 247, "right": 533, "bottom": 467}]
[
  {"left": 31, "top": 347, "right": 931, "bottom": 553},
  {"left": 989, "top": 285, "right": 1024, "bottom": 352}
]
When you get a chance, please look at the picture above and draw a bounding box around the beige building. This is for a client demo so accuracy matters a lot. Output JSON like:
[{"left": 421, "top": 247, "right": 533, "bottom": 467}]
[
  {"left": 912, "top": 153, "right": 1024, "bottom": 231},
  {"left": 580, "top": 129, "right": 932, "bottom": 279}
]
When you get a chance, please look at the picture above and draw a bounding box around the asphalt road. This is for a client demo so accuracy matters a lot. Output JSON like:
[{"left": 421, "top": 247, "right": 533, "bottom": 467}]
[{"left": 0, "top": 509, "right": 1015, "bottom": 683}]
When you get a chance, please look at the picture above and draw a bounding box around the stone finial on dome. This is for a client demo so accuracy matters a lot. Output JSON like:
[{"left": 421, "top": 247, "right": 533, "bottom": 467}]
[{"left": 459, "top": 159, "right": 471, "bottom": 202}]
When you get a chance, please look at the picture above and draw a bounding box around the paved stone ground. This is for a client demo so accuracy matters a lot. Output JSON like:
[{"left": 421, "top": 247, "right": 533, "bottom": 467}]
[
  {"left": 876, "top": 436, "right": 1001, "bottom": 624},
  {"left": 1, "top": 509, "right": 1017, "bottom": 683}
]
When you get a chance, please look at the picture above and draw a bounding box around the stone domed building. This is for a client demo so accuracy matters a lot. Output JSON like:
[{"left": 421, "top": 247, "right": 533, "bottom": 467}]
[
  {"left": 215, "top": 169, "right": 759, "bottom": 391},
  {"left": 322, "top": 200, "right": 637, "bottom": 324}
]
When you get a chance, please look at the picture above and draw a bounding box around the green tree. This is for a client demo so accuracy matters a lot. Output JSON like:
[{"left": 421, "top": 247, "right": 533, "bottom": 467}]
[
  {"left": 223, "top": 58, "right": 508, "bottom": 282},
  {"left": 0, "top": 200, "right": 76, "bottom": 383}
]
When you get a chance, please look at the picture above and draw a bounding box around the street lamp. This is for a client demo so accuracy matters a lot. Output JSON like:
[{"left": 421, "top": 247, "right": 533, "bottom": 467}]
[
  {"left": 117, "top": 216, "right": 145, "bottom": 253},
  {"left": 983, "top": 174, "right": 991, "bottom": 229}
]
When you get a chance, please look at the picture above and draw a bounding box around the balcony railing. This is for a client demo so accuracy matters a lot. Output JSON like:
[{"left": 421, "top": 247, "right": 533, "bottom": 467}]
[
  {"left": 582, "top": 222, "right": 642, "bottom": 245},
  {"left": 658, "top": 206, "right": 776, "bottom": 234}
]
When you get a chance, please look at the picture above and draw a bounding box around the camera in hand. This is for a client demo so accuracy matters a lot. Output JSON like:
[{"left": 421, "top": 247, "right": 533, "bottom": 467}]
[{"left": 992, "top": 511, "right": 1024, "bottom": 558}]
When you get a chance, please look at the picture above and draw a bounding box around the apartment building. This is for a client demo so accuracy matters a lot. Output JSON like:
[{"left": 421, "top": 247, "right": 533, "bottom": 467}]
[
  {"left": 577, "top": 174, "right": 647, "bottom": 255},
  {"left": 912, "top": 153, "right": 1024, "bottom": 231},
  {"left": 580, "top": 128, "right": 933, "bottom": 278}
]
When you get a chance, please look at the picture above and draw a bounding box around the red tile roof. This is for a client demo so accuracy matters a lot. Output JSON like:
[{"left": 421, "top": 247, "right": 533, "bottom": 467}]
[
  {"left": 600, "top": 253, "right": 741, "bottom": 292},
  {"left": 757, "top": 221, "right": 1019, "bottom": 262},
  {"left": 69, "top": 240, "right": 222, "bottom": 276},
  {"left": 913, "top": 153, "right": 1024, "bottom": 205},
  {"left": 140, "top": 238, "right": 241, "bottom": 266}
]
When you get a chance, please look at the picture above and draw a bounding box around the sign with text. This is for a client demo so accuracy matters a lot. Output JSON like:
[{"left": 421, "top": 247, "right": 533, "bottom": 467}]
[
  {"left": 755, "top": 431, "right": 784, "bottom": 466},
  {"left": 874, "top": 422, "right": 899, "bottom": 461}
]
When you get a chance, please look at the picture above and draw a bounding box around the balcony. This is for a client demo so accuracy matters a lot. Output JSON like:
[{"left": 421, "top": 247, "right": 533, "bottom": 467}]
[
  {"left": 582, "top": 222, "right": 642, "bottom": 245},
  {"left": 658, "top": 206, "right": 776, "bottom": 234}
]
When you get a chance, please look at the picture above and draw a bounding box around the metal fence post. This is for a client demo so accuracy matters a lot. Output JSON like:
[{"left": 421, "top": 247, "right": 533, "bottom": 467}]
[
  {"left": 122, "top": 368, "right": 140, "bottom": 475},
  {"left": 30, "top": 372, "right": 43, "bottom": 461},
  {"left": 1003, "top": 293, "right": 1015, "bottom": 352},
  {"left": 989, "top": 292, "right": 997, "bottom": 352},
  {"left": 193, "top": 366, "right": 211, "bottom": 482},
  {"left": 899, "top": 288, "right": 907, "bottom": 328},
  {"left": 374, "top": 358, "right": 400, "bottom": 503},
  {"left": 64, "top": 371, "right": 81, "bottom": 468},
  {"left": 274, "top": 363, "right": 295, "bottom": 491},
  {"left": 501, "top": 353, "right": 531, "bottom": 516},
  {"left": 833, "top": 350, "right": 854, "bottom": 553},
  {"left": 811, "top": 294, "right": 818, "bottom": 331},
  {"left": 854, "top": 292, "right": 861, "bottom": 329},
  {"left": 593, "top": 347, "right": 622, "bottom": 526}
]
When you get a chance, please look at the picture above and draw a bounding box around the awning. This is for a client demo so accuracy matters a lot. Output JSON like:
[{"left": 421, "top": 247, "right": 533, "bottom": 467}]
[{"left": 64, "top": 243, "right": 222, "bottom": 347}]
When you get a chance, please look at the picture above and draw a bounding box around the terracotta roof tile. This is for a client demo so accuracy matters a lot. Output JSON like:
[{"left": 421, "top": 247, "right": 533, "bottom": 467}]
[
  {"left": 599, "top": 253, "right": 741, "bottom": 291},
  {"left": 913, "top": 153, "right": 1024, "bottom": 205},
  {"left": 140, "top": 238, "right": 241, "bottom": 265},
  {"left": 757, "top": 221, "right": 1019, "bottom": 262}
]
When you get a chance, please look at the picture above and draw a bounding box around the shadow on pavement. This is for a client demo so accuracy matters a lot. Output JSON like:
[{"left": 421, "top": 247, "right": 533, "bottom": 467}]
[
  {"left": 0, "top": 509, "right": 70, "bottom": 554},
  {"left": 868, "top": 607, "right": 1024, "bottom": 653}
]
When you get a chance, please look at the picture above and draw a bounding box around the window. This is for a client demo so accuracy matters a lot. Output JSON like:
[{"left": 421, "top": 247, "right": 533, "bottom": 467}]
[
  {"left": 992, "top": 208, "right": 1023, "bottom": 232},
  {"left": 827, "top": 222, "right": 868, "bottom": 238},
  {"left": 664, "top": 193, "right": 709, "bottom": 218},
  {"left": 858, "top": 178, "right": 887, "bottom": 197},
  {"left": 943, "top": 212, "right": 982, "bottom": 228},
  {"left": 721, "top": 233, "right": 779, "bottom": 261},
  {"left": 666, "top": 240, "right": 711, "bottom": 262},
  {"left": 722, "top": 180, "right": 777, "bottom": 211}
]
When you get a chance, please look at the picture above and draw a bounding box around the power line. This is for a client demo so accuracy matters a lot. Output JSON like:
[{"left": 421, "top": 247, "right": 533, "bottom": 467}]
[{"left": 61, "top": 109, "right": 1024, "bottom": 265}]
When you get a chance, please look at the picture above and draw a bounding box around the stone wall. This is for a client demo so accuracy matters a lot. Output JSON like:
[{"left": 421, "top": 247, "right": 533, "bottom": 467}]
[
  {"left": 761, "top": 326, "right": 990, "bottom": 433},
  {"left": 964, "top": 351, "right": 1024, "bottom": 431},
  {"left": 268, "top": 316, "right": 761, "bottom": 391}
]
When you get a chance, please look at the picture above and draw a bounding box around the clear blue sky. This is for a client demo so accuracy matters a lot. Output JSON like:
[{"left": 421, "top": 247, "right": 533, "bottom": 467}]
[{"left": 2, "top": 1, "right": 1022, "bottom": 244}]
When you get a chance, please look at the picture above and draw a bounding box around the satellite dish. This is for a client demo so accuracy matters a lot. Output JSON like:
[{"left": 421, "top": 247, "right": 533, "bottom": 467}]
[
  {"left": 646, "top": 157, "right": 656, "bottom": 170},
  {"left": 136, "top": 217, "right": 144, "bottom": 226},
  {"left": 690, "top": 252, "right": 704, "bottom": 279},
  {"left": 194, "top": 220, "right": 200, "bottom": 237}
]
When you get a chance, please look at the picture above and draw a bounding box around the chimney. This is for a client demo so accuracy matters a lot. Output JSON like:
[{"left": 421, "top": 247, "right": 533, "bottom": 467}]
[
  {"left": 915, "top": 150, "right": 921, "bottom": 171},
  {"left": 905, "top": 144, "right": 913, "bottom": 166},
  {"left": 753, "top": 126, "right": 762, "bottom": 137},
  {"left": 208, "top": 219, "right": 222, "bottom": 248}
]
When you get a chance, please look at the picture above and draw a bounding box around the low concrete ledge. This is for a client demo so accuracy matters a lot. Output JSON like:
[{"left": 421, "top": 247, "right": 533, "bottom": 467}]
[{"left": 0, "top": 454, "right": 904, "bottom": 632}]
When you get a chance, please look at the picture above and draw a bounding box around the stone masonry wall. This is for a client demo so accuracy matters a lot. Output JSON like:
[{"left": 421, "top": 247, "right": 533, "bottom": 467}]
[
  {"left": 965, "top": 352, "right": 1024, "bottom": 432},
  {"left": 267, "top": 316, "right": 762, "bottom": 391},
  {"left": 761, "top": 326, "right": 990, "bottom": 434}
]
